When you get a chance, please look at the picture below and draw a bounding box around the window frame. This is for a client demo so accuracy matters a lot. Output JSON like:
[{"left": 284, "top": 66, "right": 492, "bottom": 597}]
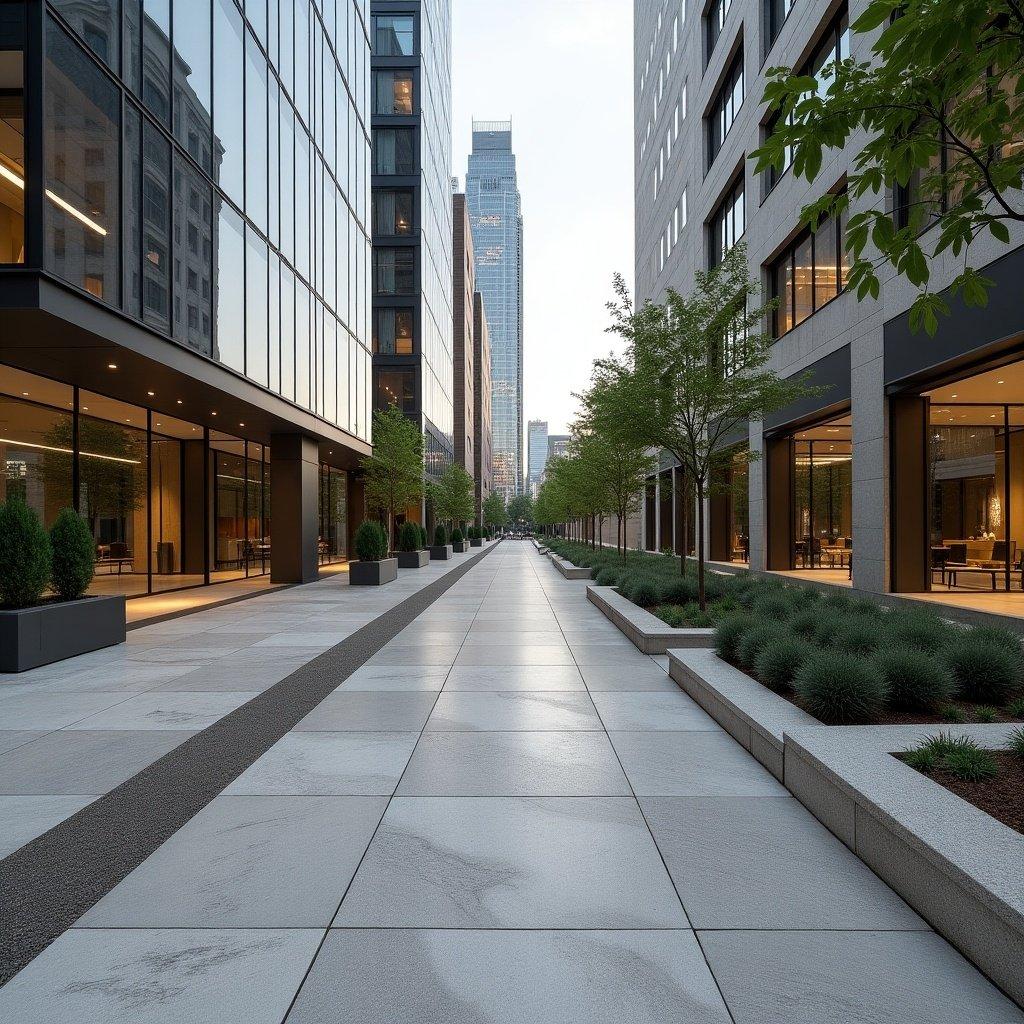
[
  {"left": 707, "top": 45, "right": 744, "bottom": 171},
  {"left": 708, "top": 170, "right": 745, "bottom": 268}
]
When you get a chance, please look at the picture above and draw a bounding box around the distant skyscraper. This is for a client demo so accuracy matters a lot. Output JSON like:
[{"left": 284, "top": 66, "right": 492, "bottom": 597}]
[
  {"left": 548, "top": 434, "right": 571, "bottom": 461},
  {"left": 466, "top": 120, "right": 523, "bottom": 499},
  {"left": 527, "top": 419, "right": 549, "bottom": 489}
]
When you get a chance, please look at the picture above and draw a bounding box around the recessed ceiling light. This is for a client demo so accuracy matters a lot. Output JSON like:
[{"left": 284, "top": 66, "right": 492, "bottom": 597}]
[
  {"left": 21, "top": 391, "right": 28, "bottom": 396},
  {"left": 239, "top": 422, "right": 245, "bottom": 427},
  {"left": 998, "top": 380, "right": 1005, "bottom": 384},
  {"left": 107, "top": 363, "right": 117, "bottom": 369},
  {"left": 211, "top": 411, "right": 218, "bottom": 416},
  {"left": 951, "top": 393, "right": 958, "bottom": 398},
  {"left": 147, "top": 390, "right": 155, "bottom": 396},
  {"left": 177, "top": 399, "right": 183, "bottom": 405}
]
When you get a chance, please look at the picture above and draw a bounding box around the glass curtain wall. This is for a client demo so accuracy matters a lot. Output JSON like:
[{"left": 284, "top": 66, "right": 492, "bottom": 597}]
[
  {"left": 791, "top": 416, "right": 853, "bottom": 569},
  {"left": 0, "top": 47, "right": 24, "bottom": 264},
  {"left": 211, "top": 435, "right": 271, "bottom": 581}
]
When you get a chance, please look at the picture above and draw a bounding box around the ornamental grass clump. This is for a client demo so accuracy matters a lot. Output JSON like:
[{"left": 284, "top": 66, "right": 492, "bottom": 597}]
[
  {"left": 884, "top": 611, "right": 951, "bottom": 655},
  {"left": 752, "top": 593, "right": 795, "bottom": 622},
  {"left": 1009, "top": 697, "right": 1024, "bottom": 718},
  {"left": 49, "top": 508, "right": 95, "bottom": 601},
  {"left": 905, "top": 733, "right": 998, "bottom": 783},
  {"left": 871, "top": 648, "right": 956, "bottom": 712},
  {"left": 973, "top": 705, "right": 999, "bottom": 723},
  {"left": 1007, "top": 727, "right": 1024, "bottom": 759},
  {"left": 659, "top": 576, "right": 699, "bottom": 606},
  {"left": 354, "top": 520, "right": 388, "bottom": 561},
  {"left": 830, "top": 618, "right": 884, "bottom": 657},
  {"left": 735, "top": 621, "right": 780, "bottom": 672},
  {"left": 939, "top": 703, "right": 967, "bottom": 723},
  {"left": 621, "top": 574, "right": 661, "bottom": 608},
  {"left": 714, "top": 612, "right": 753, "bottom": 663},
  {"left": 594, "top": 566, "right": 622, "bottom": 587},
  {"left": 755, "top": 634, "right": 811, "bottom": 693},
  {"left": 967, "top": 624, "right": 1023, "bottom": 656},
  {"left": 942, "top": 637, "right": 1022, "bottom": 705},
  {"left": 0, "top": 497, "right": 52, "bottom": 609},
  {"left": 788, "top": 607, "right": 820, "bottom": 639},
  {"left": 793, "top": 652, "right": 888, "bottom": 724}
]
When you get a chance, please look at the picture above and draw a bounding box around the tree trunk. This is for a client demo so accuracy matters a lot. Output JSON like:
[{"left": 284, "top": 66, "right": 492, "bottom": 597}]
[{"left": 696, "top": 479, "right": 706, "bottom": 611}]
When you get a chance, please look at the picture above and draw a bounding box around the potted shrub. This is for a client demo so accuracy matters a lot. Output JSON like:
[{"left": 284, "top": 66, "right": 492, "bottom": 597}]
[
  {"left": 418, "top": 524, "right": 429, "bottom": 550},
  {"left": 396, "top": 520, "right": 429, "bottom": 569},
  {"left": 470, "top": 525, "right": 483, "bottom": 548},
  {"left": 0, "top": 501, "right": 126, "bottom": 673},
  {"left": 430, "top": 524, "right": 453, "bottom": 561},
  {"left": 349, "top": 520, "right": 398, "bottom": 586},
  {"left": 451, "top": 527, "right": 468, "bottom": 553}
]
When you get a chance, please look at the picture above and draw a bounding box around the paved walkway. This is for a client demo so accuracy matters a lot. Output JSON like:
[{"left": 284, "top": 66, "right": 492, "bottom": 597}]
[{"left": 0, "top": 542, "right": 1020, "bottom": 1022}]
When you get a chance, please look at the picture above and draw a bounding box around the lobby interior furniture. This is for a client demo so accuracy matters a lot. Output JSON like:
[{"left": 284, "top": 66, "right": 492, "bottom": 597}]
[{"left": 95, "top": 542, "right": 133, "bottom": 575}]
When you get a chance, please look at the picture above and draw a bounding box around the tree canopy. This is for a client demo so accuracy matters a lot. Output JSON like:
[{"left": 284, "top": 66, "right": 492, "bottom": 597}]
[
  {"left": 482, "top": 490, "right": 508, "bottom": 531},
  {"left": 752, "top": 0, "right": 1024, "bottom": 334},
  {"left": 429, "top": 464, "right": 475, "bottom": 528},
  {"left": 507, "top": 493, "right": 534, "bottom": 525}
]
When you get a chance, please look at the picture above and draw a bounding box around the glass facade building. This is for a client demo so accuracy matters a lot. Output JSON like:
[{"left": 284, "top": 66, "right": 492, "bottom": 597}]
[
  {"left": 527, "top": 417, "right": 547, "bottom": 492},
  {"left": 370, "top": 0, "right": 453, "bottom": 498},
  {"left": 466, "top": 120, "right": 522, "bottom": 500},
  {"left": 0, "top": 0, "right": 374, "bottom": 597}
]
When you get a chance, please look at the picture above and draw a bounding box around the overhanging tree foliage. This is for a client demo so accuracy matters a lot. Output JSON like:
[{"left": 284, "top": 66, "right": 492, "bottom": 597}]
[
  {"left": 753, "top": 0, "right": 1024, "bottom": 335},
  {"left": 482, "top": 491, "right": 508, "bottom": 533},
  {"left": 606, "top": 243, "right": 820, "bottom": 609},
  {"left": 507, "top": 493, "right": 534, "bottom": 527},
  {"left": 362, "top": 406, "right": 425, "bottom": 549},
  {"left": 429, "top": 464, "right": 475, "bottom": 531}
]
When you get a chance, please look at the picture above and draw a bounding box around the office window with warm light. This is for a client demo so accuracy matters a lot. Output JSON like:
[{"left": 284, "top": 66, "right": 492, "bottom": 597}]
[
  {"left": 374, "top": 308, "right": 414, "bottom": 355},
  {"left": 375, "top": 368, "right": 415, "bottom": 413},
  {"left": 373, "top": 71, "right": 414, "bottom": 116},
  {"left": 373, "top": 189, "right": 414, "bottom": 236},
  {"left": 770, "top": 198, "right": 848, "bottom": 337},
  {"left": 0, "top": 49, "right": 24, "bottom": 264}
]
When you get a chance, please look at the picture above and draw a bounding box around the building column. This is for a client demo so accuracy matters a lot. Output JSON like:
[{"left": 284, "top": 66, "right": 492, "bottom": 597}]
[
  {"left": 852, "top": 334, "right": 888, "bottom": 593},
  {"left": 748, "top": 425, "right": 765, "bottom": 571},
  {"left": 271, "top": 434, "right": 320, "bottom": 584},
  {"left": 889, "top": 395, "right": 928, "bottom": 593},
  {"left": 764, "top": 433, "right": 791, "bottom": 571}
]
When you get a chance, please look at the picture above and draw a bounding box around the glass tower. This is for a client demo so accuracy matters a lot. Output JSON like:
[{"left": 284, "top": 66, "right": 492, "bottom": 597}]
[
  {"left": 466, "top": 120, "right": 523, "bottom": 499},
  {"left": 527, "top": 418, "right": 548, "bottom": 490}
]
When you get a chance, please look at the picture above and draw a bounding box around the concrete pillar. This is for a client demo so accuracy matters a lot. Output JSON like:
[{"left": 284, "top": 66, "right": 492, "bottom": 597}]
[
  {"left": 271, "top": 434, "right": 320, "bottom": 584},
  {"left": 852, "top": 329, "right": 888, "bottom": 593}
]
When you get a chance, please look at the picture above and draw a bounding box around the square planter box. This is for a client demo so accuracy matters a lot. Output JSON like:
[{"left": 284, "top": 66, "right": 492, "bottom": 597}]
[
  {"left": 0, "top": 595, "right": 126, "bottom": 673},
  {"left": 430, "top": 544, "right": 454, "bottom": 561},
  {"left": 349, "top": 557, "right": 398, "bottom": 586},
  {"left": 470, "top": 538, "right": 483, "bottom": 547},
  {"left": 397, "top": 549, "right": 429, "bottom": 569},
  {"left": 452, "top": 541, "right": 469, "bottom": 553}
]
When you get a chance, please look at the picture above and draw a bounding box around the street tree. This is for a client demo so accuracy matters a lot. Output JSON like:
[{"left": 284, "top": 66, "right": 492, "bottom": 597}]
[
  {"left": 429, "top": 464, "right": 475, "bottom": 532},
  {"left": 361, "top": 405, "right": 424, "bottom": 549},
  {"left": 606, "top": 243, "right": 820, "bottom": 609},
  {"left": 752, "top": 0, "right": 1024, "bottom": 335},
  {"left": 507, "top": 493, "right": 534, "bottom": 527},
  {"left": 482, "top": 491, "right": 508, "bottom": 534}
]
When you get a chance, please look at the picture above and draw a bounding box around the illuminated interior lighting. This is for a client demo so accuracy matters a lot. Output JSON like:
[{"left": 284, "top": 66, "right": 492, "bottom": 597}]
[
  {"left": 107, "top": 363, "right": 118, "bottom": 370},
  {"left": 147, "top": 390, "right": 155, "bottom": 396},
  {"left": 46, "top": 188, "right": 108, "bottom": 236},
  {"left": 0, "top": 437, "right": 141, "bottom": 464}
]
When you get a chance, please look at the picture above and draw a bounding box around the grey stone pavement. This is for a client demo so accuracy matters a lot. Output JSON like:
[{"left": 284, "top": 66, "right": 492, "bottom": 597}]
[{"left": 0, "top": 541, "right": 1021, "bottom": 1022}]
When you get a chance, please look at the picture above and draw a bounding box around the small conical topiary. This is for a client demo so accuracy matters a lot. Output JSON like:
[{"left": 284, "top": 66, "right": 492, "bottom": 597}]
[
  {"left": 434, "top": 524, "right": 448, "bottom": 546},
  {"left": 0, "top": 497, "right": 52, "bottom": 608},
  {"left": 451, "top": 527, "right": 463, "bottom": 544},
  {"left": 398, "top": 521, "right": 420, "bottom": 553},
  {"left": 354, "top": 520, "right": 388, "bottom": 561},
  {"left": 50, "top": 508, "right": 96, "bottom": 601}
]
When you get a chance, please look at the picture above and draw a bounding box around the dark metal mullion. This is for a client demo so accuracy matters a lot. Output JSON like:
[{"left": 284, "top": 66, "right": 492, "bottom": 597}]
[
  {"left": 203, "top": 426, "right": 211, "bottom": 585},
  {"left": 72, "top": 386, "right": 80, "bottom": 512},
  {"left": 243, "top": 441, "right": 250, "bottom": 579},
  {"left": 24, "top": 0, "right": 45, "bottom": 269}
]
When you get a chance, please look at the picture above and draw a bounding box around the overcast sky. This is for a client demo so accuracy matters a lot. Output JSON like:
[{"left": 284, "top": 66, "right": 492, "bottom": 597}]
[{"left": 451, "top": 0, "right": 635, "bottom": 436}]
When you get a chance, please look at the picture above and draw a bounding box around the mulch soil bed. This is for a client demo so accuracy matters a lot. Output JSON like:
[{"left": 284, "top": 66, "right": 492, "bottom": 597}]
[{"left": 897, "top": 751, "right": 1024, "bottom": 836}]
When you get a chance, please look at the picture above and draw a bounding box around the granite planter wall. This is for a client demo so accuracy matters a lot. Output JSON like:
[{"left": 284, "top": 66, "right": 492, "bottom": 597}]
[
  {"left": 430, "top": 545, "right": 454, "bottom": 561},
  {"left": 547, "top": 552, "right": 592, "bottom": 580},
  {"left": 397, "top": 550, "right": 429, "bottom": 569},
  {"left": 452, "top": 541, "right": 469, "bottom": 553},
  {"left": 588, "top": 586, "right": 715, "bottom": 655},
  {"left": 470, "top": 538, "right": 483, "bottom": 548},
  {"left": 0, "top": 595, "right": 126, "bottom": 673},
  {"left": 349, "top": 558, "right": 399, "bottom": 586}
]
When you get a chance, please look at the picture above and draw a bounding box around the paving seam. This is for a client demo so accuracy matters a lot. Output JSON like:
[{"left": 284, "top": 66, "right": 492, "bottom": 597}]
[{"left": 0, "top": 543, "right": 499, "bottom": 987}]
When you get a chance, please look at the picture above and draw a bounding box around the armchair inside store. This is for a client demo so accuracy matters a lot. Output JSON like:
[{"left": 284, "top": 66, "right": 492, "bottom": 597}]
[{"left": 891, "top": 358, "right": 1024, "bottom": 596}]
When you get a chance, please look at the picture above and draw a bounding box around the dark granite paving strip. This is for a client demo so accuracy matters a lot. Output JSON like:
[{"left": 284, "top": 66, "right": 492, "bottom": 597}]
[{"left": 0, "top": 544, "right": 497, "bottom": 986}]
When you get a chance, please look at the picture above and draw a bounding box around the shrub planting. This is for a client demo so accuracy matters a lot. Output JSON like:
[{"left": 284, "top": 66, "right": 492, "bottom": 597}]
[
  {"left": 942, "top": 638, "right": 1021, "bottom": 705},
  {"left": 974, "top": 705, "right": 999, "bottom": 723},
  {"left": 754, "top": 634, "right": 810, "bottom": 692},
  {"left": 398, "top": 521, "right": 421, "bottom": 553},
  {"left": 1009, "top": 697, "right": 1024, "bottom": 718},
  {"left": 967, "top": 624, "right": 1023, "bottom": 656},
  {"left": 451, "top": 527, "right": 464, "bottom": 544},
  {"left": 904, "top": 733, "right": 983, "bottom": 776},
  {"left": 794, "top": 652, "right": 888, "bottom": 724},
  {"left": 433, "top": 524, "right": 448, "bottom": 546},
  {"left": 594, "top": 566, "right": 621, "bottom": 587},
  {"left": 354, "top": 520, "right": 388, "bottom": 561},
  {"left": 419, "top": 525, "right": 429, "bottom": 548},
  {"left": 0, "top": 497, "right": 52, "bottom": 609},
  {"left": 1007, "top": 727, "right": 1024, "bottom": 759},
  {"left": 871, "top": 648, "right": 955, "bottom": 711},
  {"left": 658, "top": 576, "right": 699, "bottom": 606},
  {"left": 751, "top": 593, "right": 795, "bottom": 622},
  {"left": 49, "top": 508, "right": 95, "bottom": 601},
  {"left": 940, "top": 704, "right": 968, "bottom": 723},
  {"left": 884, "top": 611, "right": 950, "bottom": 654},
  {"left": 621, "top": 574, "right": 661, "bottom": 608},
  {"left": 788, "top": 607, "right": 820, "bottom": 639}
]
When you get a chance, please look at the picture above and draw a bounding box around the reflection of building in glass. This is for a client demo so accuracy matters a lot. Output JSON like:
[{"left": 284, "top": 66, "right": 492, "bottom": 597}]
[
  {"left": 466, "top": 120, "right": 523, "bottom": 499},
  {"left": 370, "top": 0, "right": 454, "bottom": 516},
  {"left": 0, "top": 1, "right": 374, "bottom": 599},
  {"left": 527, "top": 419, "right": 548, "bottom": 493}
]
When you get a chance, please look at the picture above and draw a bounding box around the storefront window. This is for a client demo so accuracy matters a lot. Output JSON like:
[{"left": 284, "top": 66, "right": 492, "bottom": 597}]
[
  {"left": 211, "top": 434, "right": 270, "bottom": 581},
  {"left": 319, "top": 465, "right": 348, "bottom": 563},
  {"left": 729, "top": 449, "right": 749, "bottom": 563},
  {"left": 791, "top": 416, "right": 852, "bottom": 570}
]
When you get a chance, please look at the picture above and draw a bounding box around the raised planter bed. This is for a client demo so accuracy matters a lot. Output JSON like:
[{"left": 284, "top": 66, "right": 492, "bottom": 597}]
[
  {"left": 429, "top": 544, "right": 454, "bottom": 561},
  {"left": 546, "top": 551, "right": 592, "bottom": 580},
  {"left": 397, "top": 550, "right": 429, "bottom": 569},
  {"left": 470, "top": 538, "right": 483, "bottom": 548},
  {"left": 349, "top": 557, "right": 398, "bottom": 586},
  {"left": 589, "top": 586, "right": 715, "bottom": 656},
  {"left": 668, "top": 648, "right": 817, "bottom": 781},
  {"left": 786, "top": 724, "right": 1024, "bottom": 1007},
  {"left": 452, "top": 541, "right": 469, "bottom": 553},
  {"left": 0, "top": 595, "right": 126, "bottom": 673}
]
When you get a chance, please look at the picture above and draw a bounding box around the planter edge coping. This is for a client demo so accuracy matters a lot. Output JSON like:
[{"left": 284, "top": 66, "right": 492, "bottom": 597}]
[{"left": 588, "top": 586, "right": 714, "bottom": 653}]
